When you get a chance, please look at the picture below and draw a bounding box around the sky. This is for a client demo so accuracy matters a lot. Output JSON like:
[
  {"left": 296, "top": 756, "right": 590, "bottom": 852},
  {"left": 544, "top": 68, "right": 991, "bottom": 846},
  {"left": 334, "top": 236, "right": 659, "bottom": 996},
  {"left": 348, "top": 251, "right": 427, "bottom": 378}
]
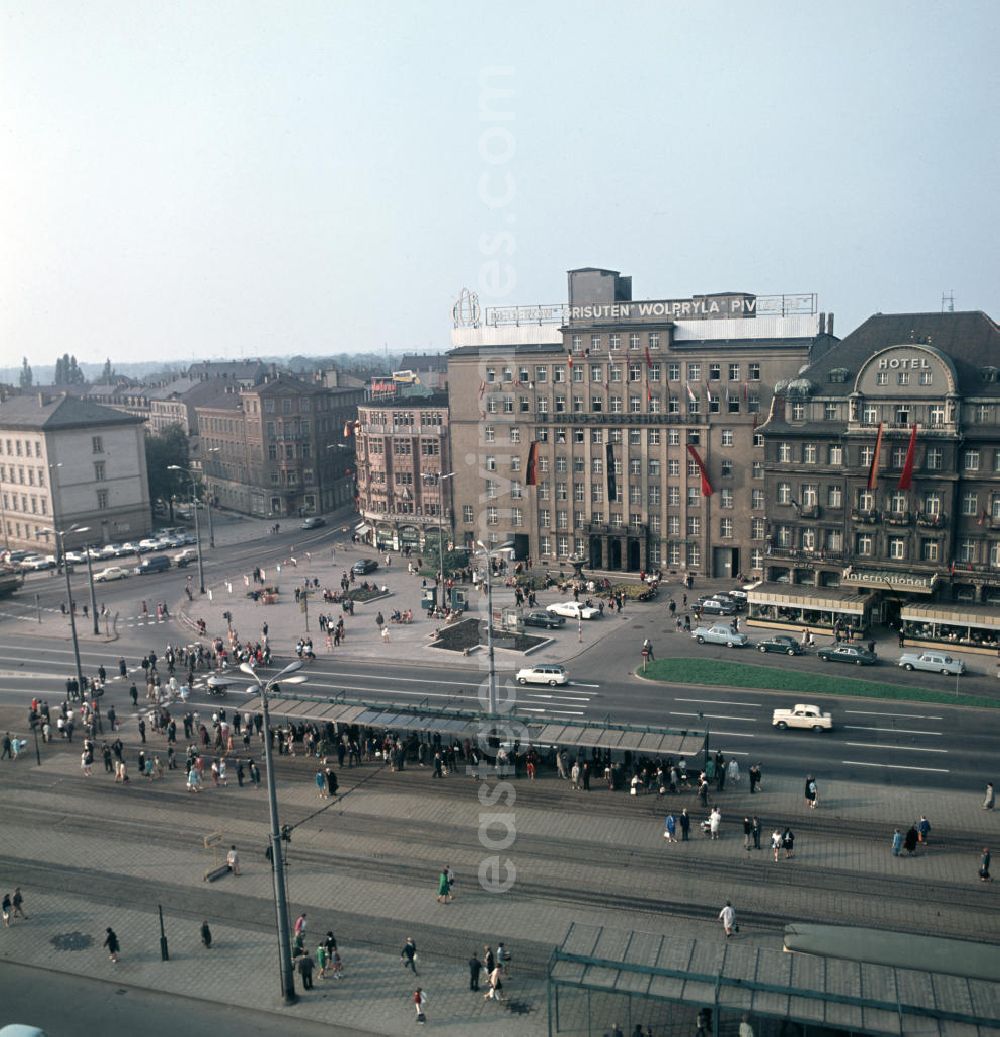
[{"left": 1, "top": 0, "right": 998, "bottom": 367}]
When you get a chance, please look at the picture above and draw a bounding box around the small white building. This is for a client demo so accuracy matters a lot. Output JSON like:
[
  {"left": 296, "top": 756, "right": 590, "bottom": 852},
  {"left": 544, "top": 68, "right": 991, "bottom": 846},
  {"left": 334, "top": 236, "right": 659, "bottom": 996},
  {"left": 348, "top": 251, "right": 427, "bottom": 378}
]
[{"left": 0, "top": 391, "right": 152, "bottom": 554}]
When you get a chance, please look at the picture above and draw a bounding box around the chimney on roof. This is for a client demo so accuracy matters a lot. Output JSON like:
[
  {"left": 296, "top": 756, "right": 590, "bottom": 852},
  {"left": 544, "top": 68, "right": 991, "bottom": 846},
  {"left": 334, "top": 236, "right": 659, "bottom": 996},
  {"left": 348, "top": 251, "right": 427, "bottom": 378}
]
[
  {"left": 37, "top": 392, "right": 50, "bottom": 407},
  {"left": 826, "top": 313, "right": 834, "bottom": 336}
]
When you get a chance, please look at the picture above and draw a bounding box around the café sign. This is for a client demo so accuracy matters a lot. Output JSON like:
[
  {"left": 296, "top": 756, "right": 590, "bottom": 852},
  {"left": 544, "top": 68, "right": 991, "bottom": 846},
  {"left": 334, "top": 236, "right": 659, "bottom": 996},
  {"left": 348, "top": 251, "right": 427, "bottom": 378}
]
[{"left": 842, "top": 568, "right": 937, "bottom": 593}]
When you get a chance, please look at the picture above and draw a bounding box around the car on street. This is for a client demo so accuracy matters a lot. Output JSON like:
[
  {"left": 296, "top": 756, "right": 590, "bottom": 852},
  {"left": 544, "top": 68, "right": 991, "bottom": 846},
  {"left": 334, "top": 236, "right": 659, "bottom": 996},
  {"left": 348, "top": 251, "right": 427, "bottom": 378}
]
[
  {"left": 772, "top": 703, "right": 833, "bottom": 731},
  {"left": 174, "top": 548, "right": 199, "bottom": 567},
  {"left": 301, "top": 516, "right": 327, "bottom": 529},
  {"left": 756, "top": 634, "right": 804, "bottom": 656},
  {"left": 817, "top": 644, "right": 878, "bottom": 666},
  {"left": 691, "top": 624, "right": 749, "bottom": 648},
  {"left": 2, "top": 550, "right": 31, "bottom": 565},
  {"left": 546, "top": 601, "right": 601, "bottom": 620},
  {"left": 98, "top": 543, "right": 121, "bottom": 558},
  {"left": 515, "top": 664, "right": 569, "bottom": 686},
  {"left": 137, "top": 538, "right": 160, "bottom": 552},
  {"left": 175, "top": 532, "right": 197, "bottom": 546},
  {"left": 135, "top": 554, "right": 171, "bottom": 575},
  {"left": 897, "top": 651, "right": 966, "bottom": 676},
  {"left": 522, "top": 610, "right": 566, "bottom": 629},
  {"left": 64, "top": 550, "right": 87, "bottom": 565},
  {"left": 94, "top": 565, "right": 130, "bottom": 582},
  {"left": 352, "top": 558, "right": 379, "bottom": 575},
  {"left": 697, "top": 598, "right": 737, "bottom": 616},
  {"left": 19, "top": 555, "right": 56, "bottom": 571}
]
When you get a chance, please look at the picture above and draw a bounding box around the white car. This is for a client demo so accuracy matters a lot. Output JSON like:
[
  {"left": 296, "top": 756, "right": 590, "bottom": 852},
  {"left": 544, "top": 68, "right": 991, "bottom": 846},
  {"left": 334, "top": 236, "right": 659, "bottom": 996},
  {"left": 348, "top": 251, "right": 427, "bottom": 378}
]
[
  {"left": 94, "top": 565, "right": 130, "bottom": 582},
  {"left": 20, "top": 555, "right": 56, "bottom": 571},
  {"left": 137, "top": 538, "right": 160, "bottom": 552},
  {"left": 772, "top": 703, "right": 833, "bottom": 731},
  {"left": 174, "top": 548, "right": 198, "bottom": 567},
  {"left": 897, "top": 652, "right": 965, "bottom": 676},
  {"left": 64, "top": 550, "right": 87, "bottom": 565},
  {"left": 546, "top": 601, "right": 601, "bottom": 620},
  {"left": 691, "top": 624, "right": 749, "bottom": 648},
  {"left": 515, "top": 664, "right": 569, "bottom": 686}
]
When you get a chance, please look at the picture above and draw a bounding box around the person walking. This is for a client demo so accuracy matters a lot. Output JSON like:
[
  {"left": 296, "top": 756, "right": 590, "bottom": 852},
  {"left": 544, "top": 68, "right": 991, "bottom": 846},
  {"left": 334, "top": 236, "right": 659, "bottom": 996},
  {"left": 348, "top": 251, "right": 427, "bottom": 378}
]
[
  {"left": 436, "top": 867, "right": 453, "bottom": 904},
  {"left": 200, "top": 920, "right": 212, "bottom": 948},
  {"left": 984, "top": 782, "right": 995, "bottom": 810},
  {"left": 103, "top": 926, "right": 120, "bottom": 963},
  {"left": 485, "top": 964, "right": 505, "bottom": 1002},
  {"left": 709, "top": 807, "right": 721, "bottom": 839},
  {"left": 571, "top": 760, "right": 581, "bottom": 790},
  {"left": 1, "top": 893, "right": 11, "bottom": 927},
  {"left": 751, "top": 816, "right": 761, "bottom": 850},
  {"left": 293, "top": 912, "right": 307, "bottom": 939},
  {"left": 315, "top": 768, "right": 327, "bottom": 799},
  {"left": 718, "top": 901, "right": 736, "bottom": 938},
  {"left": 325, "top": 767, "right": 339, "bottom": 798},
  {"left": 891, "top": 829, "right": 903, "bottom": 856},
  {"left": 742, "top": 816, "right": 752, "bottom": 852},
  {"left": 771, "top": 829, "right": 783, "bottom": 863},
  {"left": 297, "top": 950, "right": 315, "bottom": 990},
  {"left": 782, "top": 827, "right": 795, "bottom": 859},
  {"left": 642, "top": 638, "right": 654, "bottom": 661},
  {"left": 413, "top": 987, "right": 427, "bottom": 1024},
  {"left": 804, "top": 775, "right": 818, "bottom": 809},
  {"left": 917, "top": 816, "right": 932, "bottom": 846},
  {"left": 11, "top": 888, "right": 26, "bottom": 920},
  {"left": 468, "top": 951, "right": 482, "bottom": 991},
  {"left": 679, "top": 808, "right": 690, "bottom": 842},
  {"left": 227, "top": 845, "right": 240, "bottom": 875},
  {"left": 401, "top": 936, "right": 418, "bottom": 973},
  {"left": 980, "top": 847, "right": 993, "bottom": 882},
  {"left": 663, "top": 813, "right": 676, "bottom": 843},
  {"left": 749, "top": 763, "right": 762, "bottom": 794},
  {"left": 903, "top": 825, "right": 919, "bottom": 855}
]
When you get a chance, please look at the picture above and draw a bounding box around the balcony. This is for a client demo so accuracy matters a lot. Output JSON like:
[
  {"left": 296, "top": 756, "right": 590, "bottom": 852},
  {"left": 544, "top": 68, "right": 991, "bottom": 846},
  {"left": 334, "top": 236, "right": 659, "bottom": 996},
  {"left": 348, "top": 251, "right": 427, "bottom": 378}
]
[
  {"left": 916, "top": 512, "right": 946, "bottom": 529},
  {"left": 884, "top": 511, "right": 912, "bottom": 526},
  {"left": 850, "top": 509, "right": 880, "bottom": 524},
  {"left": 767, "top": 545, "right": 850, "bottom": 564}
]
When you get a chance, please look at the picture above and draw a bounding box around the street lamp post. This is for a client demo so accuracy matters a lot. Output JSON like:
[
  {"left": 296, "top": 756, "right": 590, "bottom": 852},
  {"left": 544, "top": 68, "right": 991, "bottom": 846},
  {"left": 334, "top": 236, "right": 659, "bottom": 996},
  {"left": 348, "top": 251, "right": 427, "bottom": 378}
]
[
  {"left": 84, "top": 546, "right": 99, "bottom": 635},
  {"left": 239, "top": 660, "right": 307, "bottom": 1006},
  {"left": 476, "top": 539, "right": 513, "bottom": 715},
  {"left": 46, "top": 525, "right": 87, "bottom": 701},
  {"left": 168, "top": 466, "right": 206, "bottom": 594},
  {"left": 423, "top": 472, "right": 455, "bottom": 610}
]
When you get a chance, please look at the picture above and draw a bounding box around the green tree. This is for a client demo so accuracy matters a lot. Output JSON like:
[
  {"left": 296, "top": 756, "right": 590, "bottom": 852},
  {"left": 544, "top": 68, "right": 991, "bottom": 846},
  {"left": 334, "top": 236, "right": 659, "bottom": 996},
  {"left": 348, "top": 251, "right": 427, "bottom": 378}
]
[
  {"left": 54, "top": 355, "right": 65, "bottom": 384},
  {"left": 101, "top": 358, "right": 115, "bottom": 383},
  {"left": 145, "top": 424, "right": 191, "bottom": 520},
  {"left": 18, "top": 358, "right": 33, "bottom": 388}
]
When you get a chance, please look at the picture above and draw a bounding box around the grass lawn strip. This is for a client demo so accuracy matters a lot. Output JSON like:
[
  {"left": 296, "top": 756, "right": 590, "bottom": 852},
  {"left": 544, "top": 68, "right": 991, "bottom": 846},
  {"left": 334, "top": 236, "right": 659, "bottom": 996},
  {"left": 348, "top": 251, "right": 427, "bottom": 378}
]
[{"left": 643, "top": 657, "right": 1000, "bottom": 708}]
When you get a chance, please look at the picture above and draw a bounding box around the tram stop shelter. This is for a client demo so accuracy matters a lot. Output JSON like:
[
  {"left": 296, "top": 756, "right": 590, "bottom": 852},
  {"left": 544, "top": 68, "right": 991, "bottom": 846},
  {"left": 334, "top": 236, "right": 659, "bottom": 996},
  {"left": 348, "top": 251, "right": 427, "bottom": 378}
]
[
  {"left": 255, "top": 691, "right": 708, "bottom": 763},
  {"left": 547, "top": 922, "right": 1000, "bottom": 1037}
]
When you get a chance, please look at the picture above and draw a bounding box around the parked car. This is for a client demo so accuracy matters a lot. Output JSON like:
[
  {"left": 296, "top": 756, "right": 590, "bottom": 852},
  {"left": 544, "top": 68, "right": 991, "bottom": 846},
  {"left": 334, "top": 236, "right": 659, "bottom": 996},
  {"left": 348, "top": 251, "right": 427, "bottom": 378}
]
[
  {"left": 174, "top": 548, "right": 199, "bottom": 567},
  {"left": 137, "top": 538, "right": 160, "bottom": 552},
  {"left": 2, "top": 550, "right": 31, "bottom": 565},
  {"left": 522, "top": 610, "right": 566, "bottom": 629},
  {"left": 697, "top": 598, "right": 737, "bottom": 616},
  {"left": 64, "top": 550, "right": 87, "bottom": 565},
  {"left": 772, "top": 703, "right": 833, "bottom": 731},
  {"left": 301, "top": 516, "right": 327, "bottom": 529},
  {"left": 515, "top": 664, "right": 569, "bottom": 686},
  {"left": 352, "top": 558, "right": 379, "bottom": 575},
  {"left": 94, "top": 565, "right": 130, "bottom": 582},
  {"left": 817, "top": 645, "right": 878, "bottom": 666},
  {"left": 897, "top": 651, "right": 966, "bottom": 676},
  {"left": 20, "top": 555, "right": 56, "bottom": 571},
  {"left": 99, "top": 543, "right": 122, "bottom": 558},
  {"left": 175, "top": 532, "right": 197, "bottom": 546},
  {"left": 691, "top": 624, "right": 749, "bottom": 648},
  {"left": 135, "top": 554, "right": 171, "bottom": 575},
  {"left": 757, "top": 634, "right": 804, "bottom": 656},
  {"left": 546, "top": 601, "right": 601, "bottom": 620}
]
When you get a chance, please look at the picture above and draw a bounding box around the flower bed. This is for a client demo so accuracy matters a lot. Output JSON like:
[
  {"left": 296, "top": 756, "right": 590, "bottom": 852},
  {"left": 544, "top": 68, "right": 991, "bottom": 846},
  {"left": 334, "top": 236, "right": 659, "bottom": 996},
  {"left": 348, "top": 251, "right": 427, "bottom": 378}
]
[{"left": 428, "top": 617, "right": 547, "bottom": 654}]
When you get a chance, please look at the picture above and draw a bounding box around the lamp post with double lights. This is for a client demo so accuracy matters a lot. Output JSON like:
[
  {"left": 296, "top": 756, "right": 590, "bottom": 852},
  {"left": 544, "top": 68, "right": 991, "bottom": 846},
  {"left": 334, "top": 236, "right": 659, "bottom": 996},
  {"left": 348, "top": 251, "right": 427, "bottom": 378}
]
[
  {"left": 204, "top": 449, "right": 222, "bottom": 548},
  {"left": 84, "top": 545, "right": 100, "bottom": 634},
  {"left": 476, "top": 539, "right": 514, "bottom": 715},
  {"left": 422, "top": 471, "right": 455, "bottom": 609},
  {"left": 44, "top": 524, "right": 87, "bottom": 701},
  {"left": 167, "top": 465, "right": 206, "bottom": 594},
  {"left": 239, "top": 660, "right": 307, "bottom": 1005}
]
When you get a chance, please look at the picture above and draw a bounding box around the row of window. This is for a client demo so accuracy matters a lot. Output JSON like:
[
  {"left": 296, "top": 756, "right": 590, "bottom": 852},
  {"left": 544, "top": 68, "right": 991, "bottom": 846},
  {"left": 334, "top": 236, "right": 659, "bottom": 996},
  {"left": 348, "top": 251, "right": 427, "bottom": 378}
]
[
  {"left": 775, "top": 442, "right": 1000, "bottom": 472},
  {"left": 363, "top": 412, "right": 445, "bottom": 427},
  {"left": 485, "top": 361, "right": 762, "bottom": 385},
  {"left": 1, "top": 492, "right": 49, "bottom": 516},
  {"left": 486, "top": 393, "right": 761, "bottom": 417},
  {"left": 0, "top": 435, "right": 103, "bottom": 457},
  {"left": 770, "top": 527, "right": 1000, "bottom": 568},
  {"left": 0, "top": 465, "right": 47, "bottom": 488}
]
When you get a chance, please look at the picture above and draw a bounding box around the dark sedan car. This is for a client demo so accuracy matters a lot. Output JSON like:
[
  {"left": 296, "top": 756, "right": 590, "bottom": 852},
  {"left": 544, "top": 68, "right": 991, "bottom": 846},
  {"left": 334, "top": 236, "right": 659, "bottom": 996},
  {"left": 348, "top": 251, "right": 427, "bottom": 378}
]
[
  {"left": 352, "top": 558, "right": 379, "bottom": 575},
  {"left": 697, "top": 598, "right": 737, "bottom": 616},
  {"left": 817, "top": 644, "right": 878, "bottom": 666},
  {"left": 523, "top": 610, "right": 566, "bottom": 630},
  {"left": 757, "top": 634, "right": 804, "bottom": 656}
]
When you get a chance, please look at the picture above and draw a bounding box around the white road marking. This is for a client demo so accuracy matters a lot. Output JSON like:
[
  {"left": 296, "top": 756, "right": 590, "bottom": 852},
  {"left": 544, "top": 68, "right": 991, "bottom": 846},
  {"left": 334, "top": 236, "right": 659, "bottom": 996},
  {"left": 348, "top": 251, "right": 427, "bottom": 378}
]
[
  {"left": 312, "top": 670, "right": 495, "bottom": 689},
  {"left": 572, "top": 682, "right": 601, "bottom": 688},
  {"left": 518, "top": 707, "right": 586, "bottom": 715},
  {"left": 844, "top": 742, "right": 948, "bottom": 754},
  {"left": 523, "top": 693, "right": 594, "bottom": 702},
  {"left": 842, "top": 760, "right": 950, "bottom": 774},
  {"left": 844, "top": 725, "right": 943, "bottom": 736},
  {"left": 670, "top": 711, "right": 756, "bottom": 722},
  {"left": 713, "top": 750, "right": 750, "bottom": 756},
  {"left": 676, "top": 697, "right": 762, "bottom": 707},
  {"left": 709, "top": 731, "right": 756, "bottom": 739},
  {"left": 845, "top": 710, "right": 944, "bottom": 720}
]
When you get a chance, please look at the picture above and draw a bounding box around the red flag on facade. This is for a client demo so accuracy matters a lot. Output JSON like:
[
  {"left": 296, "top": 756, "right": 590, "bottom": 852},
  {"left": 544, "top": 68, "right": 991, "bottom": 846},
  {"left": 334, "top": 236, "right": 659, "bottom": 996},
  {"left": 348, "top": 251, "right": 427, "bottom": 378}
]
[
  {"left": 897, "top": 423, "right": 918, "bottom": 490},
  {"left": 644, "top": 346, "right": 653, "bottom": 371},
  {"left": 646, "top": 386, "right": 653, "bottom": 402},
  {"left": 567, "top": 353, "right": 574, "bottom": 369},
  {"left": 525, "top": 442, "right": 540, "bottom": 487},
  {"left": 686, "top": 444, "right": 714, "bottom": 497},
  {"left": 866, "top": 423, "right": 884, "bottom": 491}
]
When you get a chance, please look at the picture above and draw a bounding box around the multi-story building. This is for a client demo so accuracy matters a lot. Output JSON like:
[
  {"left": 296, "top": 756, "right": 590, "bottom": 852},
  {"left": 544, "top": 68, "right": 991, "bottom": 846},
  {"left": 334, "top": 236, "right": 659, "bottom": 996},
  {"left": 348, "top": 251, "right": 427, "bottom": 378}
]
[
  {"left": 0, "top": 392, "right": 151, "bottom": 554},
  {"left": 354, "top": 390, "right": 452, "bottom": 552},
  {"left": 197, "top": 373, "right": 363, "bottom": 517},
  {"left": 447, "top": 268, "right": 834, "bottom": 576},
  {"left": 754, "top": 310, "right": 1000, "bottom": 648}
]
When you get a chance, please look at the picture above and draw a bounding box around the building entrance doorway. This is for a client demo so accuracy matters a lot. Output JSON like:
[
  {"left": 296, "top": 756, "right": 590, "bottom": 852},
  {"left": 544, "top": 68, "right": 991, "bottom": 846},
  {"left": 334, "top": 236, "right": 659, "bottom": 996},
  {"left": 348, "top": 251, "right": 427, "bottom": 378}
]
[
  {"left": 627, "top": 538, "right": 641, "bottom": 572},
  {"left": 608, "top": 539, "right": 622, "bottom": 570}
]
